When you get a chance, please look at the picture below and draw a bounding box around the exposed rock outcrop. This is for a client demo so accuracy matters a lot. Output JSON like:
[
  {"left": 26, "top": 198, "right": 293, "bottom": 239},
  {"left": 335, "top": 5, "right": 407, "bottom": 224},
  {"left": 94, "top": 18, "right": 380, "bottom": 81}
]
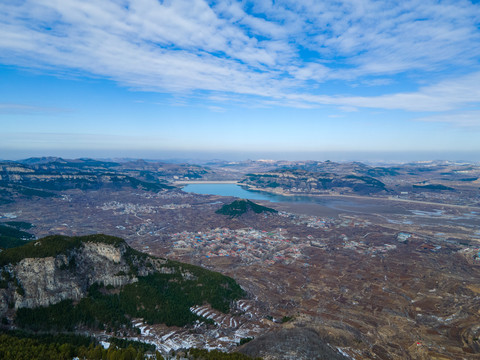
[{"left": 0, "top": 235, "right": 168, "bottom": 315}]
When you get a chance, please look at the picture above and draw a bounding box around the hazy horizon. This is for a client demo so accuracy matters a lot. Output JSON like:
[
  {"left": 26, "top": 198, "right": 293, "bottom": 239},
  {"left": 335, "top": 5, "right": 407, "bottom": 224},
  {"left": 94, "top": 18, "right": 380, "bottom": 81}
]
[
  {"left": 2, "top": 150, "right": 480, "bottom": 164},
  {"left": 1, "top": 1, "right": 480, "bottom": 158}
]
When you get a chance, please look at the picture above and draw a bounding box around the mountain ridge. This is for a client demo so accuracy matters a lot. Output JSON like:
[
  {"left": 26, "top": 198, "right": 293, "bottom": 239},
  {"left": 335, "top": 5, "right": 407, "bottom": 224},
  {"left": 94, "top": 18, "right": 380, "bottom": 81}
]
[{"left": 0, "top": 234, "right": 245, "bottom": 331}]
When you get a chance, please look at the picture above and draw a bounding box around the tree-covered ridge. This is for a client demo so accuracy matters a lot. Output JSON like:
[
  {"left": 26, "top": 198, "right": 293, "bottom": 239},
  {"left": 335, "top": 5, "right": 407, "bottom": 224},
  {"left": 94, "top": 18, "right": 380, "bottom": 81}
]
[
  {"left": 412, "top": 183, "right": 454, "bottom": 191},
  {"left": 2, "top": 234, "right": 245, "bottom": 331},
  {"left": 16, "top": 266, "right": 245, "bottom": 330},
  {"left": 3, "top": 221, "right": 34, "bottom": 230},
  {"left": 0, "top": 331, "right": 261, "bottom": 360},
  {"left": 0, "top": 331, "right": 162, "bottom": 360},
  {"left": 216, "top": 200, "right": 277, "bottom": 218},
  {"left": 0, "top": 234, "right": 124, "bottom": 266},
  {"left": 0, "top": 222, "right": 35, "bottom": 250}
]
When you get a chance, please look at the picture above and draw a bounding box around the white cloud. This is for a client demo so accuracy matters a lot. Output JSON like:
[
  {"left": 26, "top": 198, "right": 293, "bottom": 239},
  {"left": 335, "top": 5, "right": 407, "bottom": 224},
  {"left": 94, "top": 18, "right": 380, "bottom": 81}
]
[
  {"left": 0, "top": 0, "right": 480, "bottom": 119},
  {"left": 280, "top": 0, "right": 480, "bottom": 82},
  {"left": 289, "top": 62, "right": 330, "bottom": 81},
  {"left": 416, "top": 111, "right": 480, "bottom": 127},
  {"left": 285, "top": 71, "right": 480, "bottom": 112},
  {"left": 360, "top": 78, "right": 393, "bottom": 87}
]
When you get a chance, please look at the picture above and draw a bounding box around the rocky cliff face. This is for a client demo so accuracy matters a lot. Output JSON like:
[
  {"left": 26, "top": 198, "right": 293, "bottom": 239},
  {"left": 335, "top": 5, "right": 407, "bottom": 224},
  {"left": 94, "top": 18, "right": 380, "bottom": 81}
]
[
  {"left": 240, "top": 170, "right": 388, "bottom": 195},
  {"left": 0, "top": 158, "right": 207, "bottom": 188},
  {"left": 13, "top": 256, "right": 84, "bottom": 309},
  {"left": 0, "top": 236, "right": 166, "bottom": 315},
  {"left": 0, "top": 160, "right": 173, "bottom": 194}
]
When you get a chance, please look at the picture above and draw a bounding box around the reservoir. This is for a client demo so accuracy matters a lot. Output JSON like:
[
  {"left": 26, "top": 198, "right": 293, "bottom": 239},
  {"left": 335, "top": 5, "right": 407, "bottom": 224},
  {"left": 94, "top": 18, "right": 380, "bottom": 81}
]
[
  {"left": 182, "top": 183, "right": 478, "bottom": 228},
  {"left": 182, "top": 183, "right": 405, "bottom": 215},
  {"left": 182, "top": 183, "right": 283, "bottom": 202}
]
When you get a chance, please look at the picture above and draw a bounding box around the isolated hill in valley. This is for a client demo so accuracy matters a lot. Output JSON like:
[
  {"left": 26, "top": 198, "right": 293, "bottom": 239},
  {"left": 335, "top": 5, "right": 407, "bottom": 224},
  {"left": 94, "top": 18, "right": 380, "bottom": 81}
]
[{"left": 216, "top": 199, "right": 278, "bottom": 218}]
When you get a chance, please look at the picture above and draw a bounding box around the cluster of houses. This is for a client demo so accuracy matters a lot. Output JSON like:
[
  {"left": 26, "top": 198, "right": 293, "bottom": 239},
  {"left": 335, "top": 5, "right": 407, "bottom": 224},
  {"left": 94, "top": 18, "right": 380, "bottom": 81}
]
[
  {"left": 99, "top": 201, "right": 160, "bottom": 214},
  {"left": 342, "top": 238, "right": 397, "bottom": 255},
  {"left": 98, "top": 201, "right": 191, "bottom": 215},
  {"left": 278, "top": 211, "right": 335, "bottom": 229},
  {"left": 458, "top": 246, "right": 480, "bottom": 264},
  {"left": 169, "top": 227, "right": 307, "bottom": 264}
]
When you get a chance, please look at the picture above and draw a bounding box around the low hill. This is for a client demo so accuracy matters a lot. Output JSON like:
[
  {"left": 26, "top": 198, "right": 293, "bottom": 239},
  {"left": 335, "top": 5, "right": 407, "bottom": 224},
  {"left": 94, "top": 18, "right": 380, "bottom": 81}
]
[
  {"left": 238, "top": 328, "right": 348, "bottom": 360},
  {"left": 412, "top": 183, "right": 454, "bottom": 191},
  {"left": 216, "top": 200, "right": 277, "bottom": 218},
  {"left": 0, "top": 222, "right": 35, "bottom": 250},
  {"left": 0, "top": 234, "right": 245, "bottom": 332}
]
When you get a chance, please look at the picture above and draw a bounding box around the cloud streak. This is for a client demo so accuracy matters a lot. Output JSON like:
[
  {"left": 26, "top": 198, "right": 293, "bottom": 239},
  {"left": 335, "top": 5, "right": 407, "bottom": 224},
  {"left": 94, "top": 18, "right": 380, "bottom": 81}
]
[
  {"left": 1, "top": 0, "right": 480, "bottom": 120},
  {"left": 0, "top": 103, "right": 67, "bottom": 114},
  {"left": 286, "top": 71, "right": 480, "bottom": 112},
  {"left": 416, "top": 111, "right": 480, "bottom": 128}
]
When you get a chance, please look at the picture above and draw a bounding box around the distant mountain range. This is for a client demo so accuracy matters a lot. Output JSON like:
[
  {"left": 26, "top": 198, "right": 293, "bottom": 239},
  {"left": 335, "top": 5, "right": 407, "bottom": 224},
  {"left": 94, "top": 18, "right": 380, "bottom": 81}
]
[
  {"left": 1, "top": 157, "right": 479, "bottom": 205},
  {"left": 237, "top": 160, "right": 480, "bottom": 198},
  {"left": 0, "top": 157, "right": 209, "bottom": 203}
]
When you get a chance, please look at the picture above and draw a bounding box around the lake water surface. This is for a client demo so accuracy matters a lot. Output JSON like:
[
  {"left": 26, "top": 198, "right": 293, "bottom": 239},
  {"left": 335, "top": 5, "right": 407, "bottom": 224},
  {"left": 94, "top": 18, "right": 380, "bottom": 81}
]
[
  {"left": 183, "top": 183, "right": 478, "bottom": 228},
  {"left": 182, "top": 183, "right": 404, "bottom": 214},
  {"left": 182, "top": 183, "right": 274, "bottom": 201}
]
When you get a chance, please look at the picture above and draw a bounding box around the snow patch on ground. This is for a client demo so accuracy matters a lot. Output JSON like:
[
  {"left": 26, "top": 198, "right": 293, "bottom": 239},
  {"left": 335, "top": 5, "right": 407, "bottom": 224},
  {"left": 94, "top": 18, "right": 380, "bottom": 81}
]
[
  {"left": 119, "top": 300, "right": 268, "bottom": 356},
  {"left": 337, "top": 347, "right": 357, "bottom": 359}
]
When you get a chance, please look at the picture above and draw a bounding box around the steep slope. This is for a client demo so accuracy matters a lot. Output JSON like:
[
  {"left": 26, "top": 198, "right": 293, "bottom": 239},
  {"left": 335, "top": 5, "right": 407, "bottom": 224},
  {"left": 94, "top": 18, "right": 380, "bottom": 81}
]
[
  {"left": 0, "top": 221, "right": 35, "bottom": 250},
  {"left": 0, "top": 234, "right": 245, "bottom": 331}
]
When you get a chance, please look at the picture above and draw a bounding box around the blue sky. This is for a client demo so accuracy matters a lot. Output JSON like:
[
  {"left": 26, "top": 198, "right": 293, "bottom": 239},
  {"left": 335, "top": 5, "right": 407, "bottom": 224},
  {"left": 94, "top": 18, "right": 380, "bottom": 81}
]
[{"left": 1, "top": 0, "right": 480, "bottom": 161}]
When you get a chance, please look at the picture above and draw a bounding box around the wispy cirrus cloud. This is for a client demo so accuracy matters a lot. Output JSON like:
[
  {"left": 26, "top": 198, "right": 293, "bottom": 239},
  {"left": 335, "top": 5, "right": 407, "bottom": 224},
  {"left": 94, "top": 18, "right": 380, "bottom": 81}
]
[
  {"left": 285, "top": 71, "right": 480, "bottom": 112},
  {"left": 0, "top": 103, "right": 67, "bottom": 114},
  {"left": 1, "top": 0, "right": 480, "bottom": 120},
  {"left": 416, "top": 111, "right": 480, "bottom": 128}
]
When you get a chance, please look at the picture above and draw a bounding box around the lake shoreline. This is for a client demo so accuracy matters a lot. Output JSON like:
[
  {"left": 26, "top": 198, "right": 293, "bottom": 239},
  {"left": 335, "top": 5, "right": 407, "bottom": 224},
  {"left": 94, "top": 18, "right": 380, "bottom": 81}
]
[
  {"left": 174, "top": 180, "right": 239, "bottom": 185},
  {"left": 181, "top": 182, "right": 480, "bottom": 211}
]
